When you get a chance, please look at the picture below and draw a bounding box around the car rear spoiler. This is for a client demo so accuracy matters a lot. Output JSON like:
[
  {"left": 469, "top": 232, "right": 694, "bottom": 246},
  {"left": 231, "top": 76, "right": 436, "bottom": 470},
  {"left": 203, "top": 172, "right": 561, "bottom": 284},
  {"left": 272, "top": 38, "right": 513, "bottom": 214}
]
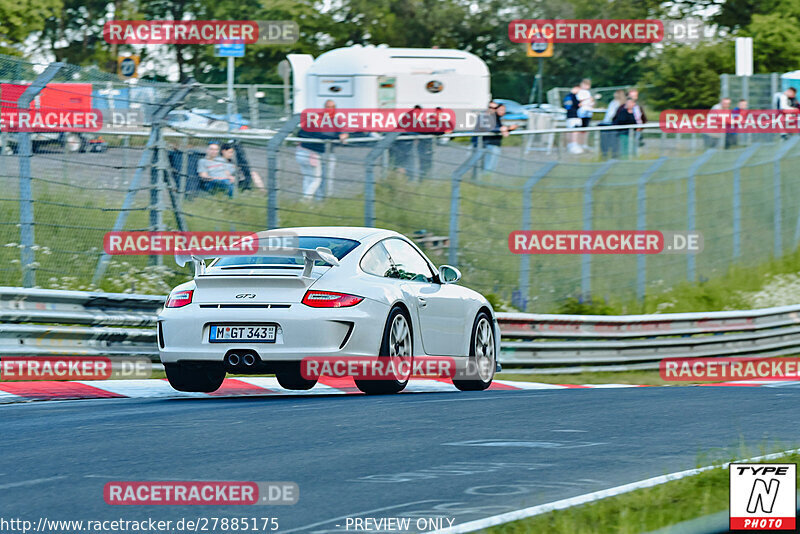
[{"left": 175, "top": 246, "right": 340, "bottom": 278}]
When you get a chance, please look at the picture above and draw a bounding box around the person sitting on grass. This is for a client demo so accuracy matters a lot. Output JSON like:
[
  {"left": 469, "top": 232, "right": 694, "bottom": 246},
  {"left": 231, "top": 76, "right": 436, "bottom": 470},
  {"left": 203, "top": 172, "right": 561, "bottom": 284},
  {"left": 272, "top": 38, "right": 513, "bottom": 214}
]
[{"left": 197, "top": 141, "right": 235, "bottom": 197}]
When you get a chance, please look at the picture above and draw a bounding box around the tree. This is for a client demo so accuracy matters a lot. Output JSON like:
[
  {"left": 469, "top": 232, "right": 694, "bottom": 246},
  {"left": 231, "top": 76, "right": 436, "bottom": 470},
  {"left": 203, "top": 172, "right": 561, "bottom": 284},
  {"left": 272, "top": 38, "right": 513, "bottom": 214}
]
[
  {"left": 639, "top": 42, "right": 733, "bottom": 110},
  {"left": 1, "top": 0, "right": 61, "bottom": 55},
  {"left": 742, "top": 13, "right": 800, "bottom": 73}
]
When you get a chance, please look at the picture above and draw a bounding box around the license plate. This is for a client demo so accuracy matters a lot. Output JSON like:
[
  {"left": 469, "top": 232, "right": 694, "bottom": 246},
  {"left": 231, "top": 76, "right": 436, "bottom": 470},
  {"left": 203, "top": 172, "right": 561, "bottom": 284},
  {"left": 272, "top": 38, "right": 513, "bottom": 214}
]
[{"left": 209, "top": 325, "right": 277, "bottom": 343}]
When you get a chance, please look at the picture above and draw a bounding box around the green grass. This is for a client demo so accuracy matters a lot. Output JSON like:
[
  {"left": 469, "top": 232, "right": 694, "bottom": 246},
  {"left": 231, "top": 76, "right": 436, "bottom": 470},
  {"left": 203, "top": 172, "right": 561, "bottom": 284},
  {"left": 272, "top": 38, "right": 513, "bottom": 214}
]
[
  {"left": 497, "top": 370, "right": 675, "bottom": 386},
  {"left": 3, "top": 139, "right": 800, "bottom": 314},
  {"left": 486, "top": 450, "right": 800, "bottom": 534}
]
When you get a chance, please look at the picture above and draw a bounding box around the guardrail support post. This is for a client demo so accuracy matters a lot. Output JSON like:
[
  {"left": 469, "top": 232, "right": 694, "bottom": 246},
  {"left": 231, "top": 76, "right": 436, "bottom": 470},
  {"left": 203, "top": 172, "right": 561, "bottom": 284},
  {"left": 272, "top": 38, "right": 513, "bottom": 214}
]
[
  {"left": 363, "top": 132, "right": 400, "bottom": 227},
  {"left": 686, "top": 149, "right": 717, "bottom": 282},
  {"left": 266, "top": 115, "right": 300, "bottom": 229},
  {"left": 449, "top": 148, "right": 485, "bottom": 267},
  {"left": 519, "top": 162, "right": 557, "bottom": 311},
  {"left": 773, "top": 136, "right": 800, "bottom": 257},
  {"left": 581, "top": 159, "right": 616, "bottom": 299},
  {"left": 732, "top": 144, "right": 760, "bottom": 260},
  {"left": 636, "top": 157, "right": 667, "bottom": 301},
  {"left": 16, "top": 63, "right": 64, "bottom": 288}
]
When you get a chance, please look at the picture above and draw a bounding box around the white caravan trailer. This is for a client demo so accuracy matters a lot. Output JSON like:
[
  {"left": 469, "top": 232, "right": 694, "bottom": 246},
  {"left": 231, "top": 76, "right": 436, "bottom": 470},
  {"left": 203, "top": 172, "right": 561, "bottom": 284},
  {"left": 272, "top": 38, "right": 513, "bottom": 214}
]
[{"left": 286, "top": 45, "right": 490, "bottom": 128}]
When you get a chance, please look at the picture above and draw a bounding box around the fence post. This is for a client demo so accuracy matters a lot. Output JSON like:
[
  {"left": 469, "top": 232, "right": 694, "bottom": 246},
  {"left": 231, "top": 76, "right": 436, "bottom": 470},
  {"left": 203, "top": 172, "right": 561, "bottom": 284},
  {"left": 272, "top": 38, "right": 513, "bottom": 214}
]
[
  {"left": 363, "top": 132, "right": 401, "bottom": 227},
  {"left": 449, "top": 148, "right": 485, "bottom": 267},
  {"left": 266, "top": 115, "right": 300, "bottom": 230},
  {"left": 628, "top": 127, "right": 635, "bottom": 159},
  {"left": 247, "top": 85, "right": 259, "bottom": 127},
  {"left": 17, "top": 62, "right": 64, "bottom": 288},
  {"left": 771, "top": 73, "right": 779, "bottom": 104},
  {"left": 321, "top": 140, "right": 333, "bottom": 199},
  {"left": 733, "top": 144, "right": 760, "bottom": 260},
  {"left": 773, "top": 136, "right": 800, "bottom": 257},
  {"left": 519, "top": 162, "right": 557, "bottom": 310},
  {"left": 179, "top": 135, "right": 188, "bottom": 209},
  {"left": 92, "top": 80, "right": 195, "bottom": 285},
  {"left": 636, "top": 157, "right": 667, "bottom": 301},
  {"left": 581, "top": 159, "right": 616, "bottom": 298},
  {"left": 149, "top": 132, "right": 167, "bottom": 266},
  {"left": 686, "top": 149, "right": 716, "bottom": 282}
]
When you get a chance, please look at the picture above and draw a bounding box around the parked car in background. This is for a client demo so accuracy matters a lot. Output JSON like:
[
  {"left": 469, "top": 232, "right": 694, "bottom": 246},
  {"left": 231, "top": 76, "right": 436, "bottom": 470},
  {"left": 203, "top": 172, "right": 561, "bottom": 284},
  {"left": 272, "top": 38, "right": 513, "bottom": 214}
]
[
  {"left": 167, "top": 108, "right": 250, "bottom": 131},
  {"left": 2, "top": 132, "right": 107, "bottom": 154},
  {"left": 493, "top": 99, "right": 529, "bottom": 126}
]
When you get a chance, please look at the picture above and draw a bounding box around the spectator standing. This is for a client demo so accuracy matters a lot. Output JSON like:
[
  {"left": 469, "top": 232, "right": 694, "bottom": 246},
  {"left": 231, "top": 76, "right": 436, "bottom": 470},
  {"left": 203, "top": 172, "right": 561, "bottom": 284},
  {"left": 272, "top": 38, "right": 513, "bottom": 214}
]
[
  {"left": 576, "top": 78, "right": 595, "bottom": 150},
  {"left": 295, "top": 100, "right": 347, "bottom": 201},
  {"left": 775, "top": 87, "right": 797, "bottom": 110},
  {"left": 613, "top": 98, "right": 638, "bottom": 158},
  {"left": 728, "top": 99, "right": 748, "bottom": 148},
  {"left": 564, "top": 85, "right": 582, "bottom": 154},
  {"left": 706, "top": 98, "right": 731, "bottom": 148},
  {"left": 390, "top": 106, "right": 420, "bottom": 178},
  {"left": 627, "top": 88, "right": 648, "bottom": 150},
  {"left": 775, "top": 87, "right": 797, "bottom": 140},
  {"left": 482, "top": 103, "right": 516, "bottom": 172},
  {"left": 197, "top": 142, "right": 235, "bottom": 197},
  {"left": 600, "top": 89, "right": 626, "bottom": 158}
]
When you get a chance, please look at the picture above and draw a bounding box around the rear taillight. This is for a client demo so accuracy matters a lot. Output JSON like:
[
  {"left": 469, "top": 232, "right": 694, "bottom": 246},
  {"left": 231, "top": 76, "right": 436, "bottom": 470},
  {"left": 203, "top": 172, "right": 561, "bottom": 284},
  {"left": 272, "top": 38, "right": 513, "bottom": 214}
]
[
  {"left": 302, "top": 290, "right": 363, "bottom": 308},
  {"left": 166, "top": 290, "right": 193, "bottom": 308}
]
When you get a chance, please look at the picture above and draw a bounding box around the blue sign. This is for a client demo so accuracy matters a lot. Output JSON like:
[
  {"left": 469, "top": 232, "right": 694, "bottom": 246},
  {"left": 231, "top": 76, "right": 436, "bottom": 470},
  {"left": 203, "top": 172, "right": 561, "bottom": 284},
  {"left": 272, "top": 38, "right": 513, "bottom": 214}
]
[{"left": 215, "top": 43, "right": 245, "bottom": 57}]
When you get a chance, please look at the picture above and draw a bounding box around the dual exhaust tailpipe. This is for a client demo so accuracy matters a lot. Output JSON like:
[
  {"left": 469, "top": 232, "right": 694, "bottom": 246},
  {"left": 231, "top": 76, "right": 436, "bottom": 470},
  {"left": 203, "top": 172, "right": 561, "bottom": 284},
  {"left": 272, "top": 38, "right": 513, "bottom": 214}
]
[{"left": 226, "top": 351, "right": 259, "bottom": 370}]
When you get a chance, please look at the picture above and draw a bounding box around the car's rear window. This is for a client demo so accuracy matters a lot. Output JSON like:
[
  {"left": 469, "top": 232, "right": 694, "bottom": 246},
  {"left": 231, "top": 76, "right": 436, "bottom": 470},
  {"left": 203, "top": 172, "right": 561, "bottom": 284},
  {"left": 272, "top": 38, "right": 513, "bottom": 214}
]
[{"left": 211, "top": 236, "right": 360, "bottom": 267}]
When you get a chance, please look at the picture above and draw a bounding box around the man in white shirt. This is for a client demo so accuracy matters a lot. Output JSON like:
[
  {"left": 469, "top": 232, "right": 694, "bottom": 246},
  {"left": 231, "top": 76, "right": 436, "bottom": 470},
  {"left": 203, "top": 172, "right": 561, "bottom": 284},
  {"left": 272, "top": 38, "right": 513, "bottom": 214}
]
[
  {"left": 576, "top": 78, "right": 594, "bottom": 150},
  {"left": 775, "top": 87, "right": 797, "bottom": 110}
]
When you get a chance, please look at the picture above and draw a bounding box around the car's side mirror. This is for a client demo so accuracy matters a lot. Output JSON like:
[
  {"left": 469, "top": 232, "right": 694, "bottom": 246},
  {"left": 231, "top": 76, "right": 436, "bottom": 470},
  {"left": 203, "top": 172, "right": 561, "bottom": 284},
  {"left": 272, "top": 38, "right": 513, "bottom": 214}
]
[{"left": 438, "top": 265, "right": 461, "bottom": 284}]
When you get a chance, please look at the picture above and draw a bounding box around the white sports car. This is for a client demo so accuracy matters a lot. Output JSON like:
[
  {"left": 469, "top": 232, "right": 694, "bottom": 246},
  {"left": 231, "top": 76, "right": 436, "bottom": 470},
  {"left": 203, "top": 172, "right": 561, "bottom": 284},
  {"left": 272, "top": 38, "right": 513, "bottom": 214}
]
[{"left": 158, "top": 227, "right": 498, "bottom": 394}]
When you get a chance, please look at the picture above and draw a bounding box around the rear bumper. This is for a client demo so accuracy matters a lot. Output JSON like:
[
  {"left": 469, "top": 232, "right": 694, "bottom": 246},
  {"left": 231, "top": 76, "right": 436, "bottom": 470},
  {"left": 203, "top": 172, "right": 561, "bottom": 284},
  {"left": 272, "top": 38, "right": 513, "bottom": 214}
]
[{"left": 157, "top": 299, "right": 389, "bottom": 364}]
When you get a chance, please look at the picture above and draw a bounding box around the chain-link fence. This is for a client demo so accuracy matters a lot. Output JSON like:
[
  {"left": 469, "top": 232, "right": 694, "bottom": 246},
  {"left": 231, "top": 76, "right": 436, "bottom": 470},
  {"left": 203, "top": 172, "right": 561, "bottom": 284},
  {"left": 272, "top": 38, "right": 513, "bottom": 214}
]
[{"left": 2, "top": 54, "right": 800, "bottom": 312}]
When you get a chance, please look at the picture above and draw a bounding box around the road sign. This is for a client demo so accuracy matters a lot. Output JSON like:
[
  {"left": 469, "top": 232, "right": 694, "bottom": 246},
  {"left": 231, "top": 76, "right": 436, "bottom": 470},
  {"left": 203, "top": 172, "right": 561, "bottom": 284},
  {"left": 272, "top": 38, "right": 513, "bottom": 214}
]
[
  {"left": 215, "top": 43, "right": 245, "bottom": 57},
  {"left": 526, "top": 33, "right": 553, "bottom": 58},
  {"left": 117, "top": 55, "right": 139, "bottom": 79},
  {"left": 735, "top": 37, "right": 753, "bottom": 77}
]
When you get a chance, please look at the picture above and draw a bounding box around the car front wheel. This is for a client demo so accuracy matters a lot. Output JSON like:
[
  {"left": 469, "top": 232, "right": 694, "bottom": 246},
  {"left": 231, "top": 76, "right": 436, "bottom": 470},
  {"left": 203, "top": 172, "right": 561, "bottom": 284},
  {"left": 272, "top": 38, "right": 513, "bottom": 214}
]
[{"left": 453, "top": 312, "right": 496, "bottom": 391}]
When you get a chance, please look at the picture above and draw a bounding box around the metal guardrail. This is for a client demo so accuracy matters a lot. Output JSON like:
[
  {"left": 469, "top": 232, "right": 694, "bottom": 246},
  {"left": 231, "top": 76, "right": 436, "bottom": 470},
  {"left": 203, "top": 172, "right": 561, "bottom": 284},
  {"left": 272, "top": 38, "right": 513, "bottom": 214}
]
[
  {"left": 3, "top": 288, "right": 800, "bottom": 373},
  {"left": 497, "top": 307, "right": 800, "bottom": 373},
  {"left": 0, "top": 288, "right": 162, "bottom": 359}
]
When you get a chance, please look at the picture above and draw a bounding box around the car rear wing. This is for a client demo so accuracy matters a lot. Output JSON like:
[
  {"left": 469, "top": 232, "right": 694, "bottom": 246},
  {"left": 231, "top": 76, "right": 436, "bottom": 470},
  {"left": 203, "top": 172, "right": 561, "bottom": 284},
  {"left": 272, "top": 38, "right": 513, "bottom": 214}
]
[{"left": 175, "top": 246, "right": 340, "bottom": 278}]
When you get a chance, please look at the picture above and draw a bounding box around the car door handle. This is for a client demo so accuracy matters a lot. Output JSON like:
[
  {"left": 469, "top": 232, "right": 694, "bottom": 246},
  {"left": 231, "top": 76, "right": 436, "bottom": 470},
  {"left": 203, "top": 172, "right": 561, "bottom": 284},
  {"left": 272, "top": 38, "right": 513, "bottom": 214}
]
[{"left": 417, "top": 297, "right": 427, "bottom": 308}]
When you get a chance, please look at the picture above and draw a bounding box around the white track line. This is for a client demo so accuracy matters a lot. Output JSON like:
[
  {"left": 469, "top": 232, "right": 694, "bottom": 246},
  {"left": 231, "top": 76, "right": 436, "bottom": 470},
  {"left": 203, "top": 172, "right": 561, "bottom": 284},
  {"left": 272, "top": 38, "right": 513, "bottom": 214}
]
[{"left": 431, "top": 448, "right": 800, "bottom": 533}]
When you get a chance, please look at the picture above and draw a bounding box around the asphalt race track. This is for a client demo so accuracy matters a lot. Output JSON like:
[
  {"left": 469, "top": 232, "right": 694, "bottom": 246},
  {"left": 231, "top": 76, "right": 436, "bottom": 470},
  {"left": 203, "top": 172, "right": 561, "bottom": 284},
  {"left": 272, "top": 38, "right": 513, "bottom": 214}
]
[{"left": 2, "top": 386, "right": 800, "bottom": 533}]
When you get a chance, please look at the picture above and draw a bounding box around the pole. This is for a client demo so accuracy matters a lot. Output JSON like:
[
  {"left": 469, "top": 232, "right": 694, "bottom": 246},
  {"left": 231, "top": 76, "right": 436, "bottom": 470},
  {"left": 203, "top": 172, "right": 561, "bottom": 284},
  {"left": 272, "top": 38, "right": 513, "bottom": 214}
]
[
  {"left": 17, "top": 63, "right": 65, "bottom": 287},
  {"left": 227, "top": 56, "right": 234, "bottom": 131},
  {"left": 537, "top": 58, "right": 543, "bottom": 105}
]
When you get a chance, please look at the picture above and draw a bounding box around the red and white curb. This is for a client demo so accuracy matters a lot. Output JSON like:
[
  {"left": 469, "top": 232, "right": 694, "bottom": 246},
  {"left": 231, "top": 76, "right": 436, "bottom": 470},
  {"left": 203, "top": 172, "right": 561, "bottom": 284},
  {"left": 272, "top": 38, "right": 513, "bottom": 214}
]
[{"left": 0, "top": 378, "right": 795, "bottom": 405}]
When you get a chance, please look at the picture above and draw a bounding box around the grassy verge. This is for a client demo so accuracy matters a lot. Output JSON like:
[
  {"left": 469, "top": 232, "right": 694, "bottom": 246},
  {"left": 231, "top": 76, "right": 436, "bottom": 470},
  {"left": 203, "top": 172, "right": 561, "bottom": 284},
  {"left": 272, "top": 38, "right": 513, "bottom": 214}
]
[
  {"left": 496, "top": 370, "right": 679, "bottom": 386},
  {"left": 486, "top": 450, "right": 800, "bottom": 534}
]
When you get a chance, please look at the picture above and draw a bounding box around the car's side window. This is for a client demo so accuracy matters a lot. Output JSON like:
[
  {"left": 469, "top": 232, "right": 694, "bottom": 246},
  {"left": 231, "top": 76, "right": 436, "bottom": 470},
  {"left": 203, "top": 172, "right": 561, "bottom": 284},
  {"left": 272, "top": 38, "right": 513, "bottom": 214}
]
[
  {"left": 360, "top": 242, "right": 394, "bottom": 277},
  {"left": 382, "top": 239, "right": 435, "bottom": 282}
]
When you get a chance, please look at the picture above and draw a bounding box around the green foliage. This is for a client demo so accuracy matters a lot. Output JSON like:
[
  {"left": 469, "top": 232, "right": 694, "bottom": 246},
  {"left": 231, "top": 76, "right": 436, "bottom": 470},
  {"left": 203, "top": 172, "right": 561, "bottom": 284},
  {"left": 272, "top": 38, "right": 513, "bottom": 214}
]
[
  {"left": 741, "top": 13, "right": 800, "bottom": 74},
  {"left": 0, "top": 0, "right": 61, "bottom": 55},
  {"left": 639, "top": 43, "right": 733, "bottom": 111},
  {"left": 555, "top": 297, "right": 616, "bottom": 316}
]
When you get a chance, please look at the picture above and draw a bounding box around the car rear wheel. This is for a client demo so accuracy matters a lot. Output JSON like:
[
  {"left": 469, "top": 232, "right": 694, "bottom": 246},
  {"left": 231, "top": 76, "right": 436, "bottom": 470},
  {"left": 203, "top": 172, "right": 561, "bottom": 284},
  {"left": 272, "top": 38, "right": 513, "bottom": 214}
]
[
  {"left": 453, "top": 312, "right": 495, "bottom": 391},
  {"left": 275, "top": 362, "right": 318, "bottom": 390},
  {"left": 355, "top": 306, "right": 413, "bottom": 395},
  {"left": 164, "top": 361, "right": 226, "bottom": 392}
]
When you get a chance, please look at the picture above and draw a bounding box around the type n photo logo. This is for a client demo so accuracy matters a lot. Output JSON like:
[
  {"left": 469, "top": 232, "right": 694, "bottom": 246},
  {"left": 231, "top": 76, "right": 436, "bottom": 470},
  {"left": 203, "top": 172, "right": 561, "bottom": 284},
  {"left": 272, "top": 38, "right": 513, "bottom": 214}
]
[{"left": 730, "top": 463, "right": 796, "bottom": 530}]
